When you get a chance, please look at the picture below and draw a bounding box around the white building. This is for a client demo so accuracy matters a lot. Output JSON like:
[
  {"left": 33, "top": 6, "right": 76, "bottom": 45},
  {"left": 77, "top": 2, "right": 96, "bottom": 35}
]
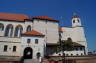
[
  {"left": 0, "top": 13, "right": 88, "bottom": 59},
  {"left": 53, "top": 15, "right": 88, "bottom": 56}
]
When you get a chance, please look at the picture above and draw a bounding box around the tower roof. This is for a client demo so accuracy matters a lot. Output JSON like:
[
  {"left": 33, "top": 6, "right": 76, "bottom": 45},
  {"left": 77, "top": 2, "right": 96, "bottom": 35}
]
[{"left": 72, "top": 13, "right": 80, "bottom": 18}]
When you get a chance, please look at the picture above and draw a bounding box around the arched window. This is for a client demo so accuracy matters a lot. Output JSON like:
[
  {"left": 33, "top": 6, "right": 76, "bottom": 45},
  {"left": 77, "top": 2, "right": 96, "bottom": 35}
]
[
  {"left": 14, "top": 25, "right": 23, "bottom": 37},
  {"left": 73, "top": 20, "right": 75, "bottom": 23},
  {"left": 36, "top": 52, "right": 41, "bottom": 59},
  {"left": 26, "top": 25, "right": 31, "bottom": 32},
  {"left": 5, "top": 24, "right": 13, "bottom": 37},
  {"left": 77, "top": 19, "right": 79, "bottom": 22},
  {"left": 0, "top": 23, "right": 4, "bottom": 31}
]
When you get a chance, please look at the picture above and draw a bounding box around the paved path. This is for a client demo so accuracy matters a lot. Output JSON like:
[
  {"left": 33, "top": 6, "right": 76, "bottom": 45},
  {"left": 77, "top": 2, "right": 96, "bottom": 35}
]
[{"left": 24, "top": 59, "right": 40, "bottom": 63}]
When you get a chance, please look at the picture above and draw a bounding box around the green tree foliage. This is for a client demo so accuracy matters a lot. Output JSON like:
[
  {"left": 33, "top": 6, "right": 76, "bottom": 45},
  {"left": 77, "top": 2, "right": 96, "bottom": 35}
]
[{"left": 57, "top": 38, "right": 74, "bottom": 52}]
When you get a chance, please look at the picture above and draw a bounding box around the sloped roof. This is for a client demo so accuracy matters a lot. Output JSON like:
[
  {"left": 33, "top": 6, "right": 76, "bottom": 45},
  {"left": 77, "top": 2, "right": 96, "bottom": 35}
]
[
  {"left": 72, "top": 42, "right": 84, "bottom": 47},
  {"left": 22, "top": 29, "right": 45, "bottom": 36},
  {"left": 32, "top": 16, "right": 59, "bottom": 22},
  {"left": 46, "top": 42, "right": 84, "bottom": 47},
  {"left": 0, "top": 13, "right": 29, "bottom": 21}
]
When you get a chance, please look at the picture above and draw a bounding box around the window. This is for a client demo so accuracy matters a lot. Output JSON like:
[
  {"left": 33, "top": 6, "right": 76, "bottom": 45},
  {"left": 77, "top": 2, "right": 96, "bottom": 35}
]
[
  {"left": 76, "top": 54, "right": 79, "bottom": 56},
  {"left": 77, "top": 19, "right": 79, "bottom": 22},
  {"left": 0, "top": 23, "right": 4, "bottom": 31},
  {"left": 14, "top": 25, "right": 23, "bottom": 37},
  {"left": 81, "top": 53, "right": 83, "bottom": 56},
  {"left": 36, "top": 52, "right": 41, "bottom": 59},
  {"left": 13, "top": 46, "right": 16, "bottom": 52},
  {"left": 75, "top": 48, "right": 78, "bottom": 51},
  {"left": 66, "top": 54, "right": 69, "bottom": 56},
  {"left": 26, "top": 25, "right": 31, "bottom": 32},
  {"left": 5, "top": 24, "right": 13, "bottom": 37},
  {"left": 80, "top": 47, "right": 83, "bottom": 50},
  {"left": 27, "top": 39, "right": 31, "bottom": 44},
  {"left": 4, "top": 45, "right": 8, "bottom": 52},
  {"left": 73, "top": 20, "right": 75, "bottom": 23},
  {"left": 71, "top": 54, "right": 73, "bottom": 56},
  {"left": 35, "top": 39, "right": 38, "bottom": 44}
]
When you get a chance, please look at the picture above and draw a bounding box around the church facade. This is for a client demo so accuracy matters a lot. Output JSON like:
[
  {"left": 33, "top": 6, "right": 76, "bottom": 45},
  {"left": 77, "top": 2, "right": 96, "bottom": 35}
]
[{"left": 0, "top": 13, "right": 88, "bottom": 59}]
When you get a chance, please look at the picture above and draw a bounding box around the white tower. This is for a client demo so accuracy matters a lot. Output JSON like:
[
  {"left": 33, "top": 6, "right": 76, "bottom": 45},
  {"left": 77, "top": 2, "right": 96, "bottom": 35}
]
[
  {"left": 72, "top": 15, "right": 82, "bottom": 27},
  {"left": 71, "top": 14, "right": 88, "bottom": 55}
]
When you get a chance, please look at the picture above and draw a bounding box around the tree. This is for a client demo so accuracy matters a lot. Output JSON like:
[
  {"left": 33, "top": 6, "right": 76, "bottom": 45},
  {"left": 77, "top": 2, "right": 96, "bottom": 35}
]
[{"left": 57, "top": 38, "right": 74, "bottom": 53}]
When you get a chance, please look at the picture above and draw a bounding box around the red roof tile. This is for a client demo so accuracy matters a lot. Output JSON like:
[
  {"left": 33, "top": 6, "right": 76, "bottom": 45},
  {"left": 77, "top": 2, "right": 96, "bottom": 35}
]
[
  {"left": 32, "top": 16, "right": 59, "bottom": 22},
  {"left": 0, "top": 13, "right": 29, "bottom": 21},
  {"left": 72, "top": 15, "right": 79, "bottom": 18},
  {"left": 22, "top": 29, "right": 45, "bottom": 36}
]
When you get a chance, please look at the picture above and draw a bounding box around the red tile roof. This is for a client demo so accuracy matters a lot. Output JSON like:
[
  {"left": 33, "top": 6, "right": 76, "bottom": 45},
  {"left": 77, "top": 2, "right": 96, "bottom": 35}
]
[
  {"left": 0, "top": 13, "right": 29, "bottom": 21},
  {"left": 72, "top": 15, "right": 79, "bottom": 18},
  {"left": 32, "top": 16, "right": 59, "bottom": 22},
  {"left": 0, "top": 13, "right": 59, "bottom": 22},
  {"left": 22, "top": 29, "right": 45, "bottom": 36}
]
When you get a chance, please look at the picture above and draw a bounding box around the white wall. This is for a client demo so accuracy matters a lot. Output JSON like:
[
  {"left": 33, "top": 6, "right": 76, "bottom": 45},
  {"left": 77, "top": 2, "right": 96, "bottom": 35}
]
[
  {"left": 21, "top": 36, "right": 45, "bottom": 59},
  {"left": 0, "top": 42, "right": 21, "bottom": 56},
  {"left": 61, "top": 26, "right": 88, "bottom": 55},
  {"left": 33, "top": 19, "right": 59, "bottom": 43},
  {"left": 0, "top": 20, "right": 34, "bottom": 57}
]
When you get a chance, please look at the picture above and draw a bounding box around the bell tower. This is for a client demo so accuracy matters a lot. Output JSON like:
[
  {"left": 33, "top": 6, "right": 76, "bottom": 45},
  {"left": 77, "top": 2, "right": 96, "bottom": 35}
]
[{"left": 72, "top": 14, "right": 82, "bottom": 27}]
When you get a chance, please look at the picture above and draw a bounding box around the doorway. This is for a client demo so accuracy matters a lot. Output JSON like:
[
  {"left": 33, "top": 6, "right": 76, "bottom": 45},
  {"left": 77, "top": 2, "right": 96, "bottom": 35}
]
[{"left": 23, "top": 47, "right": 33, "bottom": 59}]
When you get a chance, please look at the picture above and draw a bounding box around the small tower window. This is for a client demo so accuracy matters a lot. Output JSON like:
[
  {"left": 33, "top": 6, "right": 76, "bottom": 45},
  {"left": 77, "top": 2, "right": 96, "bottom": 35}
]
[
  {"left": 73, "top": 20, "right": 75, "bottom": 23},
  {"left": 35, "top": 39, "right": 38, "bottom": 44},
  {"left": 77, "top": 19, "right": 79, "bottom": 22}
]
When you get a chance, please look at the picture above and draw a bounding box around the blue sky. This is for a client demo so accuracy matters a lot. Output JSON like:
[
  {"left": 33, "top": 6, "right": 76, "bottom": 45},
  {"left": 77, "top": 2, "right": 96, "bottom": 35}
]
[{"left": 0, "top": 0, "right": 96, "bottom": 51}]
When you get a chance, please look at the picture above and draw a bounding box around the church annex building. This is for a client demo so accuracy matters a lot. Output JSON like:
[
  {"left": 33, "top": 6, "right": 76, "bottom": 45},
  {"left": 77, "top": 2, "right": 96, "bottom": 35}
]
[{"left": 0, "top": 13, "right": 88, "bottom": 59}]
